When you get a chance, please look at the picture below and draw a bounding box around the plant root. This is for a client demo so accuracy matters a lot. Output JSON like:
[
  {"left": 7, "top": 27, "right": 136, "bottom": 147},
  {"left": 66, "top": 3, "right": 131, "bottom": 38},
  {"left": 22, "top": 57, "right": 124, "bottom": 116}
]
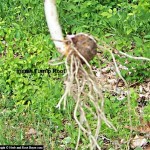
[
  {"left": 50, "top": 33, "right": 150, "bottom": 150},
  {"left": 55, "top": 35, "right": 117, "bottom": 150}
]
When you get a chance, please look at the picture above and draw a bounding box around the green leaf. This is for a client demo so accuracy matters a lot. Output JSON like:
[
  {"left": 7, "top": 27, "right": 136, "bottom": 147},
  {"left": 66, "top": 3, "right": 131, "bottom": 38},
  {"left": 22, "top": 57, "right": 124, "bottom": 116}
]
[
  {"left": 101, "top": 12, "right": 112, "bottom": 18},
  {"left": 126, "top": 28, "right": 132, "bottom": 35},
  {"left": 144, "top": 35, "right": 150, "bottom": 39},
  {"left": 63, "top": 137, "right": 71, "bottom": 144},
  {"left": 134, "top": 147, "right": 143, "bottom": 150},
  {"left": 133, "top": 37, "right": 143, "bottom": 47}
]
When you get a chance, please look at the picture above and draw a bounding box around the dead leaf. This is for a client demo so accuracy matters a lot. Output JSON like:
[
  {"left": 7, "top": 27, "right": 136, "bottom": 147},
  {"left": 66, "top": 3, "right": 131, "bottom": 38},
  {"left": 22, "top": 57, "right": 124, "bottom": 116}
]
[
  {"left": 25, "top": 128, "right": 37, "bottom": 135},
  {"left": 125, "top": 122, "right": 150, "bottom": 133},
  {"left": 130, "top": 135, "right": 147, "bottom": 149},
  {"left": 144, "top": 144, "right": 150, "bottom": 150}
]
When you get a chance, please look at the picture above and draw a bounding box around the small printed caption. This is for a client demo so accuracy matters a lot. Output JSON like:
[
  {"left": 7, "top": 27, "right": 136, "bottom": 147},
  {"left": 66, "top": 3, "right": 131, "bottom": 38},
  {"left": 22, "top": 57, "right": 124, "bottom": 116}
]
[
  {"left": 0, "top": 145, "right": 43, "bottom": 150},
  {"left": 16, "top": 69, "right": 66, "bottom": 74}
]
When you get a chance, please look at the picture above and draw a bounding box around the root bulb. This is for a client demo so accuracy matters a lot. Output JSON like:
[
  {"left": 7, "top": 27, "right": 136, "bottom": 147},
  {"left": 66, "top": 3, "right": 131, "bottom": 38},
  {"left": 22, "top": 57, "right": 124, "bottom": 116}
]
[{"left": 66, "top": 33, "right": 97, "bottom": 63}]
